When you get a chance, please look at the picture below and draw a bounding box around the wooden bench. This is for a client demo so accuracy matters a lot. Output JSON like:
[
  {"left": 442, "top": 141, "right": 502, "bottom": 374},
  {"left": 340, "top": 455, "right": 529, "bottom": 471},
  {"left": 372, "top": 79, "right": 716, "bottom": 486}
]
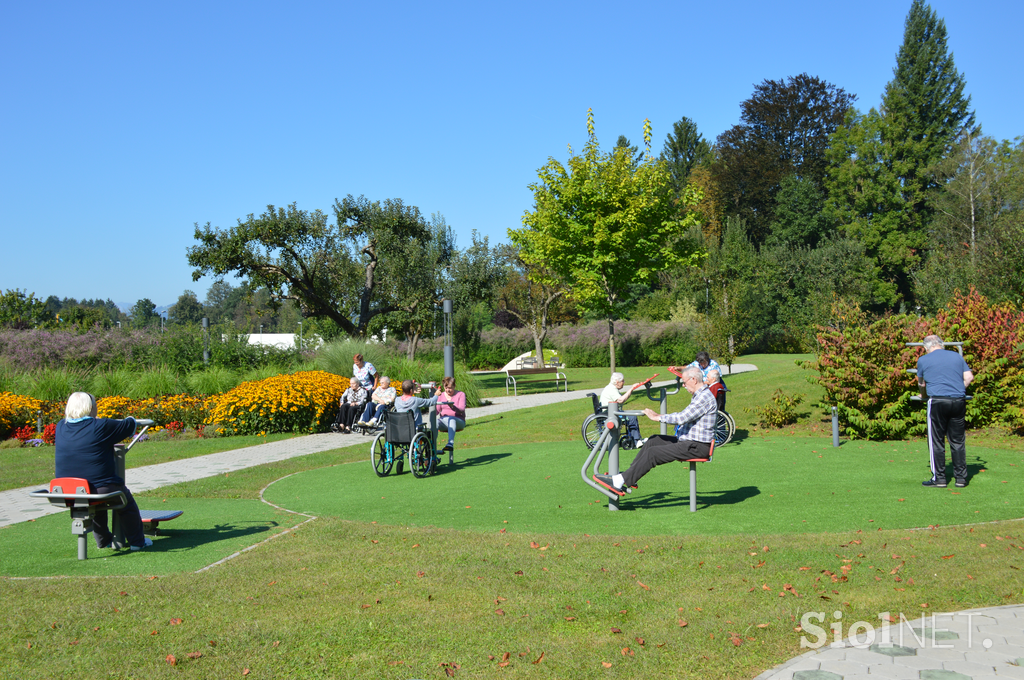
[{"left": 505, "top": 367, "right": 567, "bottom": 396}]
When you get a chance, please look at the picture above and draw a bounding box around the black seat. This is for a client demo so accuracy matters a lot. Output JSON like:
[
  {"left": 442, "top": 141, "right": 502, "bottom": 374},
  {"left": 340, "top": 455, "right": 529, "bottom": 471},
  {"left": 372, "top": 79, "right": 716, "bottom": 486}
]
[{"left": 586, "top": 392, "right": 608, "bottom": 417}]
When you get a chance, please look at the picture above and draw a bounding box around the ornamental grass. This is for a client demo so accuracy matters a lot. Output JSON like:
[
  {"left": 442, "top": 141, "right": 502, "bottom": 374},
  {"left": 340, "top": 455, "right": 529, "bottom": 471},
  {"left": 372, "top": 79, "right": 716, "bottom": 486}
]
[{"left": 207, "top": 370, "right": 350, "bottom": 436}]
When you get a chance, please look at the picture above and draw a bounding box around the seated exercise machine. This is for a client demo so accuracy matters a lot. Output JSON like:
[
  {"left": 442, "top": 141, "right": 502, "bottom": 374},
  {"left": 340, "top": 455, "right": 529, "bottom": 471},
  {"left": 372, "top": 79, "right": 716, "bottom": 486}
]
[{"left": 29, "top": 419, "right": 183, "bottom": 560}]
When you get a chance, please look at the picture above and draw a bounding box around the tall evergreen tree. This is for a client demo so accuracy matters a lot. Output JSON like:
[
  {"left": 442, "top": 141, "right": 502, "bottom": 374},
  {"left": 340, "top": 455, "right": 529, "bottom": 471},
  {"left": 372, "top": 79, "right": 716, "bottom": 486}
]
[
  {"left": 826, "top": 1, "right": 975, "bottom": 307},
  {"left": 660, "top": 116, "right": 711, "bottom": 198}
]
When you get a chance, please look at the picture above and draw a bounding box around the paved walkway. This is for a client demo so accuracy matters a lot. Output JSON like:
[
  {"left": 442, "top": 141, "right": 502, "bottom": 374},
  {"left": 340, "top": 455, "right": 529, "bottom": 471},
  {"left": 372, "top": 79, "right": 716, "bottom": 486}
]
[{"left": 7, "top": 362, "right": 1024, "bottom": 678}]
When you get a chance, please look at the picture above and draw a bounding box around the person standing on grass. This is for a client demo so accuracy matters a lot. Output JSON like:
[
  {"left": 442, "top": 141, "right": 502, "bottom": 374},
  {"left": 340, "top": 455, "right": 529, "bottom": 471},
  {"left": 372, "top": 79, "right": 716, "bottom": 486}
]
[
  {"left": 917, "top": 334, "right": 973, "bottom": 489},
  {"left": 593, "top": 366, "right": 716, "bottom": 496},
  {"left": 55, "top": 392, "right": 152, "bottom": 551},
  {"left": 435, "top": 376, "right": 466, "bottom": 463},
  {"left": 599, "top": 372, "right": 643, "bottom": 445},
  {"left": 352, "top": 353, "right": 378, "bottom": 392}
]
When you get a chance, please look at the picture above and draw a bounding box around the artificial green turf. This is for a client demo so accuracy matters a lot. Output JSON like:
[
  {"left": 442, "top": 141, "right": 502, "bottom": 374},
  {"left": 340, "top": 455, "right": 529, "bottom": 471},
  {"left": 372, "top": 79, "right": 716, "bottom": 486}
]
[
  {"left": 0, "top": 498, "right": 304, "bottom": 578},
  {"left": 264, "top": 437, "right": 1024, "bottom": 536}
]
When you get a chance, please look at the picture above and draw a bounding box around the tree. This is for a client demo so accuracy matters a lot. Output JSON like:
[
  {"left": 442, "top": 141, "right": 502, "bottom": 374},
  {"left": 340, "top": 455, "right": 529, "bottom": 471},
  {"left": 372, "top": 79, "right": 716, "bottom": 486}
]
[
  {"left": 767, "top": 174, "right": 834, "bottom": 248},
  {"left": 512, "top": 110, "right": 702, "bottom": 371},
  {"left": 660, "top": 116, "right": 712, "bottom": 198},
  {"left": 0, "top": 289, "right": 45, "bottom": 329},
  {"left": 712, "top": 74, "right": 855, "bottom": 244},
  {"left": 446, "top": 232, "right": 507, "bottom": 365},
  {"left": 495, "top": 243, "right": 567, "bottom": 361},
  {"left": 168, "top": 290, "right": 205, "bottom": 325},
  {"left": 129, "top": 299, "right": 158, "bottom": 328},
  {"left": 188, "top": 197, "right": 431, "bottom": 337}
]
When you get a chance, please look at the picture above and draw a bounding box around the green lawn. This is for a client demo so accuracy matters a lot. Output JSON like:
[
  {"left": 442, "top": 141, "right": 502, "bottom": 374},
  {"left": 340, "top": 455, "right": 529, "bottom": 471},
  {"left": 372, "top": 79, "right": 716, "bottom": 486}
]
[{"left": 1, "top": 355, "right": 1021, "bottom": 679}]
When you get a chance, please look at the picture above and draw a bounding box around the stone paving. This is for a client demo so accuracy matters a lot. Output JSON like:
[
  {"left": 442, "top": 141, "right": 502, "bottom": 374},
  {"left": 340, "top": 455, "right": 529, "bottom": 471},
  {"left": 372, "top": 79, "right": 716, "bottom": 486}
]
[{"left": 6, "top": 362, "right": 1024, "bottom": 678}]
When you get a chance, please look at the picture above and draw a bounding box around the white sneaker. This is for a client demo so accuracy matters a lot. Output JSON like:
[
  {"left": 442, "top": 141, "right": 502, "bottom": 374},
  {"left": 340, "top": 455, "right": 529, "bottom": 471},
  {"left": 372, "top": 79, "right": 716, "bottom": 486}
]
[
  {"left": 367, "top": 418, "right": 377, "bottom": 427},
  {"left": 356, "top": 420, "right": 366, "bottom": 427},
  {"left": 130, "top": 537, "right": 154, "bottom": 552}
]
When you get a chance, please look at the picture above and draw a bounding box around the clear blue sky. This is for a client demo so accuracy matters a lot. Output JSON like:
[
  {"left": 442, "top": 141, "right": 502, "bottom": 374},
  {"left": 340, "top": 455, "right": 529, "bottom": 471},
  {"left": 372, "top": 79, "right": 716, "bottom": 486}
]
[{"left": 2, "top": 0, "right": 1020, "bottom": 309}]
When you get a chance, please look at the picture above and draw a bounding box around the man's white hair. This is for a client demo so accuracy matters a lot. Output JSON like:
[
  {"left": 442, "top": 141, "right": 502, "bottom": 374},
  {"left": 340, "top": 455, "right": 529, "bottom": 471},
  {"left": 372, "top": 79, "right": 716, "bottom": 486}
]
[
  {"left": 682, "top": 366, "right": 703, "bottom": 382},
  {"left": 706, "top": 369, "right": 721, "bottom": 382},
  {"left": 609, "top": 372, "right": 624, "bottom": 384},
  {"left": 65, "top": 392, "right": 96, "bottom": 420},
  {"left": 923, "top": 334, "right": 944, "bottom": 350}
]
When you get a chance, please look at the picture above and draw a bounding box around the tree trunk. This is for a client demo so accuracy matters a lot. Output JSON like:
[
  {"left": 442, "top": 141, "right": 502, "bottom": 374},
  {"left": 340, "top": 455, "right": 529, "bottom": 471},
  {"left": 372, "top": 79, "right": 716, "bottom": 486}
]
[
  {"left": 607, "top": 317, "right": 616, "bottom": 373},
  {"left": 407, "top": 331, "right": 420, "bottom": 361}
]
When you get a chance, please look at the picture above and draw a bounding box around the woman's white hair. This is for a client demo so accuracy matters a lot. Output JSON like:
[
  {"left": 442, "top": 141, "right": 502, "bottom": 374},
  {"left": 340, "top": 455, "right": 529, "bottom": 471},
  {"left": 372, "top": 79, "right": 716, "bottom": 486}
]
[
  {"left": 609, "top": 372, "right": 624, "bottom": 384},
  {"left": 65, "top": 392, "right": 96, "bottom": 420}
]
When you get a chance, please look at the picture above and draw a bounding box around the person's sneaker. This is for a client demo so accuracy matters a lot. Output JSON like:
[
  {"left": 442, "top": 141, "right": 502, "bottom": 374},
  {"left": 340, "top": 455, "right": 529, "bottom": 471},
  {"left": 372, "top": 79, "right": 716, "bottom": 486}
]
[
  {"left": 356, "top": 420, "right": 366, "bottom": 427},
  {"left": 922, "top": 479, "right": 947, "bottom": 488},
  {"left": 367, "top": 418, "right": 377, "bottom": 427},
  {"left": 637, "top": 438, "right": 648, "bottom": 447},
  {"left": 130, "top": 537, "right": 154, "bottom": 552},
  {"left": 593, "top": 474, "right": 625, "bottom": 496},
  {"left": 955, "top": 479, "right": 967, "bottom": 488}
]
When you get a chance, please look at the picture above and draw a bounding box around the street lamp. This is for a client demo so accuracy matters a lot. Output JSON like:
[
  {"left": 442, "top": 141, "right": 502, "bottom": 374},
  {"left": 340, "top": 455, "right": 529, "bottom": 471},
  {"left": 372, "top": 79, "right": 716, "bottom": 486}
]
[
  {"left": 260, "top": 324, "right": 264, "bottom": 343},
  {"left": 297, "top": 321, "right": 303, "bottom": 352}
]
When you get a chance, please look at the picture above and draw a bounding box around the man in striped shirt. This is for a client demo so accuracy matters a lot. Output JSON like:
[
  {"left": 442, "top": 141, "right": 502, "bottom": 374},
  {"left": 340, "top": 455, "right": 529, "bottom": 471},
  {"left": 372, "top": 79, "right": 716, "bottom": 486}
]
[{"left": 594, "top": 366, "right": 717, "bottom": 496}]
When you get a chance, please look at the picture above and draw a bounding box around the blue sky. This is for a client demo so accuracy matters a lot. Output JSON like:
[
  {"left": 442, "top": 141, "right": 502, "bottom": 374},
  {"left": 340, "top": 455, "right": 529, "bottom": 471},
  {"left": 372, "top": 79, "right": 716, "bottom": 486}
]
[{"left": 2, "top": 0, "right": 1020, "bottom": 309}]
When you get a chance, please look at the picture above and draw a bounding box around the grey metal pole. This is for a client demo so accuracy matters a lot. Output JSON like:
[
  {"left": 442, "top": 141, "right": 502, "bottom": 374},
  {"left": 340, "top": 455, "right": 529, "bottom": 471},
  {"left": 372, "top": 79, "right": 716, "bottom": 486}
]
[
  {"left": 442, "top": 299, "right": 454, "bottom": 379},
  {"left": 202, "top": 317, "right": 210, "bottom": 365},
  {"left": 660, "top": 390, "right": 668, "bottom": 436},
  {"left": 607, "top": 402, "right": 620, "bottom": 511},
  {"left": 832, "top": 406, "right": 840, "bottom": 447}
]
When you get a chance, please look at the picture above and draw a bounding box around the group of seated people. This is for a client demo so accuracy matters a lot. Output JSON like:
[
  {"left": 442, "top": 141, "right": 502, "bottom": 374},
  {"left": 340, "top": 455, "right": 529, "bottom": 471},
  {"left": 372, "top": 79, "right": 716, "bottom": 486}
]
[
  {"left": 330, "top": 354, "right": 467, "bottom": 462},
  {"left": 593, "top": 351, "right": 727, "bottom": 497}
]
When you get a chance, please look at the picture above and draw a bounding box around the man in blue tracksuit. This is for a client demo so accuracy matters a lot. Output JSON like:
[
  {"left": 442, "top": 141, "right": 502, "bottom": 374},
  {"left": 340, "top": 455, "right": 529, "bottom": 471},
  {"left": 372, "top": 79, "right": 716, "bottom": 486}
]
[{"left": 916, "top": 335, "right": 974, "bottom": 488}]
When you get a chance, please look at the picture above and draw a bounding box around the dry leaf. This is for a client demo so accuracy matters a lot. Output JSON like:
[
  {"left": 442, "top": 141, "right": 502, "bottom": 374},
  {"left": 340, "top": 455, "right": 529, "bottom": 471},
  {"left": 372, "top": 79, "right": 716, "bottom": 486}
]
[
  {"left": 495, "top": 609, "right": 505, "bottom": 616},
  {"left": 678, "top": 619, "right": 688, "bottom": 627},
  {"left": 532, "top": 651, "right": 545, "bottom": 664},
  {"left": 243, "top": 669, "right": 250, "bottom": 676},
  {"left": 166, "top": 654, "right": 177, "bottom": 666},
  {"left": 208, "top": 640, "right": 217, "bottom": 647},
  {"left": 610, "top": 627, "right": 622, "bottom": 634},
  {"left": 621, "top": 647, "right": 634, "bottom": 656},
  {"left": 188, "top": 651, "right": 202, "bottom": 659},
  {"left": 170, "top": 618, "right": 183, "bottom": 625},
  {"left": 602, "top": 662, "right": 612, "bottom": 668},
  {"left": 635, "top": 637, "right": 645, "bottom": 645},
  {"left": 637, "top": 581, "right": 650, "bottom": 591}
]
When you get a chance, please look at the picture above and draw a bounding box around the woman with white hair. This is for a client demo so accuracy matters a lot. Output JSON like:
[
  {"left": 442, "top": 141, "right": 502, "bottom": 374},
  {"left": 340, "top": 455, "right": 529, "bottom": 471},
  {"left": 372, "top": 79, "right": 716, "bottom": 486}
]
[
  {"left": 332, "top": 376, "right": 368, "bottom": 433},
  {"left": 599, "top": 372, "right": 643, "bottom": 446},
  {"left": 54, "top": 392, "right": 151, "bottom": 551}
]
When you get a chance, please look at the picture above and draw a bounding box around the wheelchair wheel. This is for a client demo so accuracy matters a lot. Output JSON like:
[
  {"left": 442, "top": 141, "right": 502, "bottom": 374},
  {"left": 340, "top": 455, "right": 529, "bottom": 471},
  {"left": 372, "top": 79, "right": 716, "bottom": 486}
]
[
  {"left": 582, "top": 413, "right": 606, "bottom": 449},
  {"left": 714, "top": 410, "right": 735, "bottom": 446},
  {"left": 371, "top": 433, "right": 393, "bottom": 477},
  {"left": 409, "top": 432, "right": 435, "bottom": 478}
]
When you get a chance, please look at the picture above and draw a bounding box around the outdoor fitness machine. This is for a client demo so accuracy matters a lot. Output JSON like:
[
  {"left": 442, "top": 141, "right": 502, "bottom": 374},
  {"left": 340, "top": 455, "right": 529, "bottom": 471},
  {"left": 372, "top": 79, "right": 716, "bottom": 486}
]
[
  {"left": 581, "top": 373, "right": 676, "bottom": 511},
  {"left": 904, "top": 340, "right": 969, "bottom": 401},
  {"left": 30, "top": 419, "right": 184, "bottom": 560}
]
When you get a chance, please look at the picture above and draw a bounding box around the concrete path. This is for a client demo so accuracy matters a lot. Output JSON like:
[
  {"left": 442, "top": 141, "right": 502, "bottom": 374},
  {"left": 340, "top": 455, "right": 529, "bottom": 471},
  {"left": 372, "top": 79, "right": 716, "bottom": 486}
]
[{"left": 8, "top": 362, "right": 1024, "bottom": 678}]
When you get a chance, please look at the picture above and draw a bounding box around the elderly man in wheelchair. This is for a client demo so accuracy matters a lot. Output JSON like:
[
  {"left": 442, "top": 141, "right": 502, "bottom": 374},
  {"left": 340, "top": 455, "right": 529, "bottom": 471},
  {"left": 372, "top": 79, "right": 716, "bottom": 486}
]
[{"left": 370, "top": 378, "right": 465, "bottom": 478}]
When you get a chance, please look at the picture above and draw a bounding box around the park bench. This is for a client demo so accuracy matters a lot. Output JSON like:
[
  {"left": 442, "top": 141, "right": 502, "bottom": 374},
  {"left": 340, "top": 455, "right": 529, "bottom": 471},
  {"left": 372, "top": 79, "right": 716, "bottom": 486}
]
[{"left": 504, "top": 367, "right": 567, "bottom": 396}]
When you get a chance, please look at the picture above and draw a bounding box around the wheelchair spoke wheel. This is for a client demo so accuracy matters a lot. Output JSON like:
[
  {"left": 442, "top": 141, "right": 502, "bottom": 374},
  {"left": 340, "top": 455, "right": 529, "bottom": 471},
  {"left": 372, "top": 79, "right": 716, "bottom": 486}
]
[
  {"left": 714, "top": 410, "right": 735, "bottom": 446},
  {"left": 410, "top": 433, "right": 434, "bottom": 478},
  {"left": 582, "top": 414, "right": 606, "bottom": 449},
  {"left": 371, "top": 433, "right": 393, "bottom": 477}
]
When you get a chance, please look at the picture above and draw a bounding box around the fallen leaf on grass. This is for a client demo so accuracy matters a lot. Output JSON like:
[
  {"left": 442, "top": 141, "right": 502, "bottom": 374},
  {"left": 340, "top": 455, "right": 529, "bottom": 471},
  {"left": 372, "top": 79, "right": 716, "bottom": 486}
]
[
  {"left": 208, "top": 640, "right": 217, "bottom": 647},
  {"left": 495, "top": 609, "right": 505, "bottom": 616},
  {"left": 610, "top": 627, "right": 622, "bottom": 634},
  {"left": 170, "top": 618, "right": 183, "bottom": 625},
  {"left": 243, "top": 668, "right": 250, "bottom": 675},
  {"left": 514, "top": 570, "right": 524, "bottom": 575},
  {"left": 188, "top": 652, "right": 202, "bottom": 659},
  {"left": 166, "top": 654, "right": 177, "bottom": 666},
  {"left": 602, "top": 662, "right": 612, "bottom": 668},
  {"left": 621, "top": 647, "right": 634, "bottom": 656},
  {"left": 532, "top": 651, "right": 545, "bottom": 664},
  {"left": 678, "top": 620, "right": 688, "bottom": 627},
  {"left": 635, "top": 637, "right": 645, "bottom": 645},
  {"left": 757, "top": 623, "right": 769, "bottom": 628},
  {"left": 941, "top": 554, "right": 955, "bottom": 559},
  {"left": 637, "top": 581, "right": 650, "bottom": 591},
  {"left": 730, "top": 634, "right": 742, "bottom": 646},
  {"left": 564, "top": 616, "right": 576, "bottom": 621}
]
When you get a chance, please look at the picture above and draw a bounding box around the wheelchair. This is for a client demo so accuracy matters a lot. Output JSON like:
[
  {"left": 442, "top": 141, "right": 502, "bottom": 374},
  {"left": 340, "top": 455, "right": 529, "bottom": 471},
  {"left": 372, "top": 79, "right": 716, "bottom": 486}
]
[
  {"left": 581, "top": 392, "right": 638, "bottom": 450},
  {"left": 352, "top": 403, "right": 389, "bottom": 436},
  {"left": 370, "top": 410, "right": 437, "bottom": 478}
]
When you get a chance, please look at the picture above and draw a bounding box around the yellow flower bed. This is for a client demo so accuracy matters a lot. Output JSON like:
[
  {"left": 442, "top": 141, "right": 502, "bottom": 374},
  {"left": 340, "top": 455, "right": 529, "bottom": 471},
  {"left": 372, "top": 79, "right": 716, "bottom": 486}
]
[
  {"left": 208, "top": 370, "right": 350, "bottom": 436},
  {"left": 97, "top": 394, "right": 211, "bottom": 431},
  {"left": 0, "top": 392, "right": 43, "bottom": 439}
]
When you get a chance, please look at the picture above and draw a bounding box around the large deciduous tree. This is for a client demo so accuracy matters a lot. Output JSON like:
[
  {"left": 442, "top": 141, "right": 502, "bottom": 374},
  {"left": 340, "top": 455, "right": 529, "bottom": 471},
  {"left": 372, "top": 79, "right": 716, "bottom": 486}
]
[
  {"left": 712, "top": 73, "right": 855, "bottom": 244},
  {"left": 187, "top": 197, "right": 431, "bottom": 337},
  {"left": 511, "top": 109, "right": 702, "bottom": 371}
]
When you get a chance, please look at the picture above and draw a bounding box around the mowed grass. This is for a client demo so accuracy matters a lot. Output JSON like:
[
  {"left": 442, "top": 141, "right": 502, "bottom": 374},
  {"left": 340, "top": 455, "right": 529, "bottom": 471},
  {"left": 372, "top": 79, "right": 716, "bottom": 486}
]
[{"left": 1, "top": 355, "right": 1022, "bottom": 679}]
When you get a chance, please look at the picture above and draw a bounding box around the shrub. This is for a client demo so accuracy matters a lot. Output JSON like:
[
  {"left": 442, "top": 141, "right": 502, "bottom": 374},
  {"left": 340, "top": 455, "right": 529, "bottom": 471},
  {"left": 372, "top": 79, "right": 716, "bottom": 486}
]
[
  {"left": 41, "top": 423, "right": 56, "bottom": 445},
  {"left": 208, "top": 370, "right": 349, "bottom": 436},
  {"left": 547, "top": 320, "right": 699, "bottom": 368},
  {"left": 749, "top": 390, "right": 804, "bottom": 428},
  {"left": 0, "top": 391, "right": 42, "bottom": 440},
  {"left": 13, "top": 424, "right": 35, "bottom": 442},
  {"left": 804, "top": 289, "right": 1024, "bottom": 439}
]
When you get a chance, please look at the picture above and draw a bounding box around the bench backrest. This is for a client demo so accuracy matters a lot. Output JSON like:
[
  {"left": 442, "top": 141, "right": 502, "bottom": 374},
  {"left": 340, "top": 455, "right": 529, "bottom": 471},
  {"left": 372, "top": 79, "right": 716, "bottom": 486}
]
[
  {"left": 506, "top": 367, "right": 558, "bottom": 376},
  {"left": 385, "top": 410, "right": 417, "bottom": 445}
]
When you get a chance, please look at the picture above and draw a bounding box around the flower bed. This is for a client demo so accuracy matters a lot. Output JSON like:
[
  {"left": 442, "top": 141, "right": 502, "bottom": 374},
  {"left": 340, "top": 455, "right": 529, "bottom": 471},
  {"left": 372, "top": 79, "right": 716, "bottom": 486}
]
[{"left": 208, "top": 370, "right": 350, "bottom": 436}]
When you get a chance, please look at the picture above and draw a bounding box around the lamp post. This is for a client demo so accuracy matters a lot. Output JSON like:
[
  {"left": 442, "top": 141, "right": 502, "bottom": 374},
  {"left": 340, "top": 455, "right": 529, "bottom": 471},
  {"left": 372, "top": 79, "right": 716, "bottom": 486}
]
[
  {"left": 202, "top": 317, "right": 210, "bottom": 365},
  {"left": 442, "top": 299, "right": 454, "bottom": 379},
  {"left": 297, "top": 321, "right": 303, "bottom": 353},
  {"left": 260, "top": 324, "right": 264, "bottom": 343}
]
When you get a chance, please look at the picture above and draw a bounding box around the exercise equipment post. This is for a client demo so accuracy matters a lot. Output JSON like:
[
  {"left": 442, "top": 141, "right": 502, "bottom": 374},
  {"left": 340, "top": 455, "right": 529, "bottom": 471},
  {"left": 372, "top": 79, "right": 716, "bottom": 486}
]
[{"left": 644, "top": 374, "right": 682, "bottom": 436}]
